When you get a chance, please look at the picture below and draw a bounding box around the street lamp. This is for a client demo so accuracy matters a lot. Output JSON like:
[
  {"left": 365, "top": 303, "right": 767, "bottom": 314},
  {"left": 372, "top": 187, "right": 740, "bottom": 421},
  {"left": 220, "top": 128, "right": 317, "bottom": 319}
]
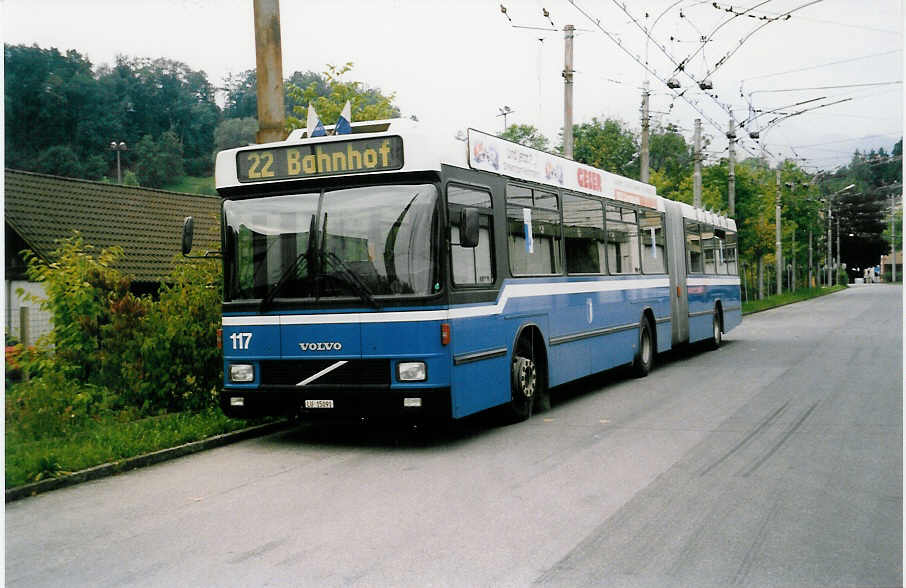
[
  {"left": 109, "top": 141, "right": 127, "bottom": 184},
  {"left": 497, "top": 106, "right": 514, "bottom": 132}
]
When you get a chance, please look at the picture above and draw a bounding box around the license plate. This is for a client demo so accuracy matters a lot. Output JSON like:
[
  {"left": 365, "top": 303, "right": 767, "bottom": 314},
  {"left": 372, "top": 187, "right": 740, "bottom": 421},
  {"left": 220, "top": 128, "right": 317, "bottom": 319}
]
[{"left": 304, "top": 399, "right": 334, "bottom": 409}]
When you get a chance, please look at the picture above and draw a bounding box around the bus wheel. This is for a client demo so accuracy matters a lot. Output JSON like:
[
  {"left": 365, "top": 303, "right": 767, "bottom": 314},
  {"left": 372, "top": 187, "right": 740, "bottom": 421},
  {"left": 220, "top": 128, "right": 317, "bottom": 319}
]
[
  {"left": 508, "top": 341, "right": 538, "bottom": 422},
  {"left": 709, "top": 310, "right": 722, "bottom": 350},
  {"left": 632, "top": 319, "right": 654, "bottom": 378}
]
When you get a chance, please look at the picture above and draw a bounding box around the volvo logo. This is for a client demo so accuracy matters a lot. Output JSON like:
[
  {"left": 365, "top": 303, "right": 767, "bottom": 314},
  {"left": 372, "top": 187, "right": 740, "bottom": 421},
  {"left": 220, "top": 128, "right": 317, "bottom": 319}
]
[{"left": 299, "top": 342, "right": 343, "bottom": 351}]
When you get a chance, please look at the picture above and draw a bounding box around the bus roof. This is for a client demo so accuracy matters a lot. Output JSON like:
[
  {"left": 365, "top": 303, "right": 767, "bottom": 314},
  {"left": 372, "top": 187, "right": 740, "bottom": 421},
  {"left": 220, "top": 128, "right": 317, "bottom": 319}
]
[{"left": 215, "top": 118, "right": 736, "bottom": 232}]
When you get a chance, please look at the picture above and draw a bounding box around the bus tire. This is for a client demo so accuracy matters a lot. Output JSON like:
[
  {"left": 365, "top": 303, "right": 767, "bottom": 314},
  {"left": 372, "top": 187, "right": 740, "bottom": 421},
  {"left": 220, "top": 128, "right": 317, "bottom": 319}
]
[
  {"left": 507, "top": 339, "right": 540, "bottom": 422},
  {"left": 632, "top": 318, "right": 654, "bottom": 378},
  {"left": 709, "top": 309, "right": 722, "bottom": 350}
]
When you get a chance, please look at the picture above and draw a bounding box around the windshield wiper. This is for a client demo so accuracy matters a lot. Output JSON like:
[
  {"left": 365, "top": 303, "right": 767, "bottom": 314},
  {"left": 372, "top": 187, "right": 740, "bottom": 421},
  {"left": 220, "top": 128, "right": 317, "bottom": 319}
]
[
  {"left": 259, "top": 216, "right": 318, "bottom": 312},
  {"left": 322, "top": 251, "right": 382, "bottom": 309},
  {"left": 258, "top": 252, "right": 309, "bottom": 313}
]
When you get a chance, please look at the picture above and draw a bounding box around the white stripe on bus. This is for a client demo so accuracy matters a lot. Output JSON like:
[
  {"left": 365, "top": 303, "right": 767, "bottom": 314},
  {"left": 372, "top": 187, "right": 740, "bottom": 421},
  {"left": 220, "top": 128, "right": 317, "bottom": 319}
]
[{"left": 222, "top": 277, "right": 672, "bottom": 327}]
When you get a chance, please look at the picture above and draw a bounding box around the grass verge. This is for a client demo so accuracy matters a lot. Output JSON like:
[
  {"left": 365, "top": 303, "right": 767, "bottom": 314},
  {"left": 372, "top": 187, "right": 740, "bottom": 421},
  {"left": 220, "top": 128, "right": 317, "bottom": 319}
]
[
  {"left": 742, "top": 285, "right": 847, "bottom": 315},
  {"left": 163, "top": 175, "right": 216, "bottom": 195},
  {"left": 5, "top": 405, "right": 264, "bottom": 488}
]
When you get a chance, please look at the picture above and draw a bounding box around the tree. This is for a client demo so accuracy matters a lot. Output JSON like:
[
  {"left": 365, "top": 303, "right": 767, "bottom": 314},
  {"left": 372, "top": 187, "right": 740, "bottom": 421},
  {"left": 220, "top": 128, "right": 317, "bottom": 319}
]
[
  {"left": 213, "top": 117, "right": 258, "bottom": 152},
  {"left": 285, "top": 62, "right": 400, "bottom": 132},
  {"left": 571, "top": 117, "right": 639, "bottom": 178},
  {"left": 882, "top": 207, "right": 902, "bottom": 252},
  {"left": 34, "top": 145, "right": 84, "bottom": 178},
  {"left": 646, "top": 124, "right": 692, "bottom": 200},
  {"left": 133, "top": 131, "right": 184, "bottom": 188},
  {"left": 499, "top": 124, "right": 550, "bottom": 151}
]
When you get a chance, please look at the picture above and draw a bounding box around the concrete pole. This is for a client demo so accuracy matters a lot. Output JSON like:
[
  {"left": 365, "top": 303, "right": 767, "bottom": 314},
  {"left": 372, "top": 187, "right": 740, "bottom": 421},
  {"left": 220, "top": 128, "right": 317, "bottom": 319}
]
[
  {"left": 640, "top": 81, "right": 650, "bottom": 183},
  {"left": 836, "top": 213, "right": 841, "bottom": 285},
  {"left": 808, "top": 229, "right": 813, "bottom": 288},
  {"left": 253, "top": 0, "right": 286, "bottom": 144},
  {"left": 775, "top": 170, "right": 782, "bottom": 295},
  {"left": 890, "top": 193, "right": 897, "bottom": 282},
  {"left": 562, "top": 25, "right": 575, "bottom": 160},
  {"left": 727, "top": 115, "right": 736, "bottom": 217},
  {"left": 693, "top": 118, "right": 702, "bottom": 207},
  {"left": 827, "top": 202, "right": 833, "bottom": 286},
  {"left": 791, "top": 228, "right": 796, "bottom": 290}
]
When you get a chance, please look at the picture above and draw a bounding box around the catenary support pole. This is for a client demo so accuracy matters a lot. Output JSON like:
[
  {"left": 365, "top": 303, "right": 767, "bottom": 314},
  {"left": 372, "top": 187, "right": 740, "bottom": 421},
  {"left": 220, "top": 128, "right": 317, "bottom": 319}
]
[
  {"left": 776, "top": 169, "right": 782, "bottom": 295},
  {"left": 253, "top": 0, "right": 286, "bottom": 144},
  {"left": 727, "top": 115, "right": 736, "bottom": 217},
  {"left": 563, "top": 25, "right": 575, "bottom": 160},
  {"left": 836, "top": 213, "right": 841, "bottom": 285},
  {"left": 693, "top": 118, "right": 702, "bottom": 207},
  {"left": 640, "top": 81, "right": 650, "bottom": 183}
]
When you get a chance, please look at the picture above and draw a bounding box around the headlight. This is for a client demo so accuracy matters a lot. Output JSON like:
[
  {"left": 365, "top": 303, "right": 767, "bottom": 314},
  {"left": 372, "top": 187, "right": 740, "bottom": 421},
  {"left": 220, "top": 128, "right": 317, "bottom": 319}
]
[
  {"left": 397, "top": 361, "right": 427, "bottom": 382},
  {"left": 229, "top": 363, "right": 254, "bottom": 383}
]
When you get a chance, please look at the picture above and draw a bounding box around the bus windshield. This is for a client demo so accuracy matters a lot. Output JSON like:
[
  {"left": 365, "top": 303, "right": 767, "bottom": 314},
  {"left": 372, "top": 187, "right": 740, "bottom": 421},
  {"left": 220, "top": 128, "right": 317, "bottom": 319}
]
[{"left": 224, "top": 183, "right": 438, "bottom": 304}]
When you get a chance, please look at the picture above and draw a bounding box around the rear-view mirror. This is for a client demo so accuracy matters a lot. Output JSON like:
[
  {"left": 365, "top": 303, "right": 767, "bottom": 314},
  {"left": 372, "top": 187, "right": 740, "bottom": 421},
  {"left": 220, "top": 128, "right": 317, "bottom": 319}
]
[
  {"left": 460, "top": 208, "right": 480, "bottom": 248},
  {"left": 181, "top": 216, "right": 195, "bottom": 256}
]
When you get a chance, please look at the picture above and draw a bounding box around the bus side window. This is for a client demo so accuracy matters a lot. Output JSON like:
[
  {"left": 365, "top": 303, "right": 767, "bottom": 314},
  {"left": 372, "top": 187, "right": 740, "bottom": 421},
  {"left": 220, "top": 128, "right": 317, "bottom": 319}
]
[
  {"left": 448, "top": 185, "right": 494, "bottom": 286},
  {"left": 724, "top": 231, "right": 738, "bottom": 275},
  {"left": 506, "top": 185, "right": 562, "bottom": 276},
  {"left": 606, "top": 204, "right": 641, "bottom": 275},
  {"left": 563, "top": 192, "right": 606, "bottom": 274},
  {"left": 639, "top": 209, "right": 666, "bottom": 274},
  {"left": 701, "top": 225, "right": 717, "bottom": 274},
  {"left": 685, "top": 219, "right": 703, "bottom": 274}
]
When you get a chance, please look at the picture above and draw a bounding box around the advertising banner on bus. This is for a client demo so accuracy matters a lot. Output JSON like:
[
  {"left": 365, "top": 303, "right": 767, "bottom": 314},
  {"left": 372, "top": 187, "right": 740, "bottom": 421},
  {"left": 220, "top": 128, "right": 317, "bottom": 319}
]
[{"left": 467, "top": 128, "right": 660, "bottom": 210}]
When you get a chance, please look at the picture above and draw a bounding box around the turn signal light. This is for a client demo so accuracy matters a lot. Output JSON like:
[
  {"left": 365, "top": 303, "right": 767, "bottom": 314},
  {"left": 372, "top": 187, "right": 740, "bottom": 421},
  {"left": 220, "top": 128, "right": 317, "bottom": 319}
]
[{"left": 441, "top": 323, "right": 451, "bottom": 346}]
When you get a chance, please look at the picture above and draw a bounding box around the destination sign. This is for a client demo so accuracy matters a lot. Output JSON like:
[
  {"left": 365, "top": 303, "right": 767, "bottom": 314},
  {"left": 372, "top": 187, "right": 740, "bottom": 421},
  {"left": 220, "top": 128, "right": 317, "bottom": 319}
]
[{"left": 236, "top": 136, "right": 404, "bottom": 182}]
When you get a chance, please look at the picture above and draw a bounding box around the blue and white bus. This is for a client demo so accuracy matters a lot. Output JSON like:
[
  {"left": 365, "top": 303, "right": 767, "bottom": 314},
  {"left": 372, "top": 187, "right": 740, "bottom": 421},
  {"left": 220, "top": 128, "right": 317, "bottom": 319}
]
[{"left": 187, "top": 119, "right": 740, "bottom": 422}]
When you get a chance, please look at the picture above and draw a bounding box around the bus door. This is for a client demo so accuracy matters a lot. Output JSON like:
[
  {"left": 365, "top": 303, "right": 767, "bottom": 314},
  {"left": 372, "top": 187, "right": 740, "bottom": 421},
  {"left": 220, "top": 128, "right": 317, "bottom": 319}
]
[{"left": 664, "top": 201, "right": 689, "bottom": 345}]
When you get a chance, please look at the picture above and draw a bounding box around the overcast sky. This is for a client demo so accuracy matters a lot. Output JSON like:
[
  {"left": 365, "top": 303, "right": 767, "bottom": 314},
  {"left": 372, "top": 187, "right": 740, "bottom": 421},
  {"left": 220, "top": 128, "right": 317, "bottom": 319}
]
[{"left": 3, "top": 0, "right": 903, "bottom": 171}]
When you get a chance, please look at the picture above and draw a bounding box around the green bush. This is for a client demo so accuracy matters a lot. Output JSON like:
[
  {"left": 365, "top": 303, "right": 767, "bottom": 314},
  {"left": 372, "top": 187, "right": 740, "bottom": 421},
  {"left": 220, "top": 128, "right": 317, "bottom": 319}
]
[
  {"left": 15, "top": 233, "right": 223, "bottom": 416},
  {"left": 131, "top": 257, "right": 223, "bottom": 412}
]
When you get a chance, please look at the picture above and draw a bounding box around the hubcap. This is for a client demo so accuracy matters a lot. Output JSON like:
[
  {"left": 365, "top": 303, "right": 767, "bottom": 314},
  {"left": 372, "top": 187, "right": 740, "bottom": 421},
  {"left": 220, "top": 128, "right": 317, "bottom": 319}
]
[
  {"left": 513, "top": 356, "right": 536, "bottom": 399},
  {"left": 641, "top": 331, "right": 652, "bottom": 364}
]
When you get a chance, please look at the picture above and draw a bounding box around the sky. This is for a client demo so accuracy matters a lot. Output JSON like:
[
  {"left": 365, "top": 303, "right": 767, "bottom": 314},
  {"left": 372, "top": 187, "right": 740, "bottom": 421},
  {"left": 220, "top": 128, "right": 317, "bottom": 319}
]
[{"left": 2, "top": 0, "right": 903, "bottom": 172}]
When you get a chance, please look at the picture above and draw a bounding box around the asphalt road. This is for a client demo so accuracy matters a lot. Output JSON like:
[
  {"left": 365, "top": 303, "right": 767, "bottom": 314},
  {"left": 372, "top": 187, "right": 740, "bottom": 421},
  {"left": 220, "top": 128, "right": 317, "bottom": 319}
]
[{"left": 6, "top": 285, "right": 902, "bottom": 587}]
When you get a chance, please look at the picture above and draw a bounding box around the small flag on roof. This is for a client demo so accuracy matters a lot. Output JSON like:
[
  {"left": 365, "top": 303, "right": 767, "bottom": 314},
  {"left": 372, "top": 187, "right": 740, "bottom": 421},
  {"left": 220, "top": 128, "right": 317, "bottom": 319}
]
[
  {"left": 307, "top": 104, "right": 326, "bottom": 137},
  {"left": 335, "top": 100, "right": 352, "bottom": 135}
]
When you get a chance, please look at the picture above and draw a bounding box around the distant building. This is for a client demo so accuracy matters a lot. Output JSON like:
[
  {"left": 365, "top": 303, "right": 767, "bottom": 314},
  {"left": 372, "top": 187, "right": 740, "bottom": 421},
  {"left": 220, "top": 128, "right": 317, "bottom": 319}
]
[
  {"left": 880, "top": 251, "right": 902, "bottom": 281},
  {"left": 5, "top": 169, "right": 220, "bottom": 345}
]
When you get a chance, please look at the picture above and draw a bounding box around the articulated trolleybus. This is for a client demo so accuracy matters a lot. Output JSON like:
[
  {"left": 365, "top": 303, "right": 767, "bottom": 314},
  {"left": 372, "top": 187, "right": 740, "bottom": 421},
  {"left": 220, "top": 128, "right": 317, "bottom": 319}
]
[{"left": 195, "top": 119, "right": 740, "bottom": 423}]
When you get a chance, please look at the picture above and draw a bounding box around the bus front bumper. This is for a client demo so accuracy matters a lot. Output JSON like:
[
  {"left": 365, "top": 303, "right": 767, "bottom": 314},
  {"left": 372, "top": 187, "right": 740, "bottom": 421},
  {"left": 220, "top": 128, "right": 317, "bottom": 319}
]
[{"left": 220, "top": 387, "right": 452, "bottom": 422}]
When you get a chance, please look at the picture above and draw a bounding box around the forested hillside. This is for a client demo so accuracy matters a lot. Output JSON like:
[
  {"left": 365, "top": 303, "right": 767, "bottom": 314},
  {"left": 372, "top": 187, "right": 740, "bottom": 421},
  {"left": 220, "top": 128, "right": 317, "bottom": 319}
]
[{"left": 4, "top": 44, "right": 399, "bottom": 191}]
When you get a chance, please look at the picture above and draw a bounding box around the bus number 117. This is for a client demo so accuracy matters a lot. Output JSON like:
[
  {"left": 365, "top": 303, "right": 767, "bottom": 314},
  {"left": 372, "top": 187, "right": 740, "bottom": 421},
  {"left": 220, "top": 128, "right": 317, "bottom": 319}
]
[{"left": 230, "top": 332, "right": 252, "bottom": 350}]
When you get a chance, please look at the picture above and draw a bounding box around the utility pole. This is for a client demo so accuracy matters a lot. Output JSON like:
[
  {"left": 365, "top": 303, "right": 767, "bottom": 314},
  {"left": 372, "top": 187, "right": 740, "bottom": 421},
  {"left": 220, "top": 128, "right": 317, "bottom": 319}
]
[
  {"left": 888, "top": 193, "right": 897, "bottom": 283},
  {"left": 253, "top": 0, "right": 286, "bottom": 144},
  {"left": 727, "top": 115, "right": 736, "bottom": 217},
  {"left": 827, "top": 201, "right": 833, "bottom": 287},
  {"left": 791, "top": 228, "right": 796, "bottom": 290},
  {"left": 775, "top": 169, "right": 782, "bottom": 295},
  {"left": 808, "top": 230, "right": 813, "bottom": 288},
  {"left": 693, "top": 119, "right": 702, "bottom": 207},
  {"left": 562, "top": 25, "right": 575, "bottom": 160},
  {"left": 836, "top": 213, "right": 841, "bottom": 285},
  {"left": 640, "top": 81, "right": 650, "bottom": 183}
]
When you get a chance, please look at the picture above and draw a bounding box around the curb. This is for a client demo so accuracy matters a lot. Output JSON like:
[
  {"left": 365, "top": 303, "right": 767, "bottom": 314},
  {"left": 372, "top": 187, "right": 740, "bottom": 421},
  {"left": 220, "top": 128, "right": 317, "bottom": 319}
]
[
  {"left": 741, "top": 286, "right": 847, "bottom": 315},
  {"left": 6, "top": 420, "right": 291, "bottom": 503}
]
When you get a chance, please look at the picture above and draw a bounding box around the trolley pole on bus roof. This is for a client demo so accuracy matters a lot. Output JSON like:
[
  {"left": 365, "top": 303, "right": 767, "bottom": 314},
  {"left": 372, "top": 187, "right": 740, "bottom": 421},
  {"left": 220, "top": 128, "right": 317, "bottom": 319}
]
[
  {"left": 563, "top": 24, "right": 575, "bottom": 160},
  {"left": 253, "top": 0, "right": 286, "bottom": 144}
]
